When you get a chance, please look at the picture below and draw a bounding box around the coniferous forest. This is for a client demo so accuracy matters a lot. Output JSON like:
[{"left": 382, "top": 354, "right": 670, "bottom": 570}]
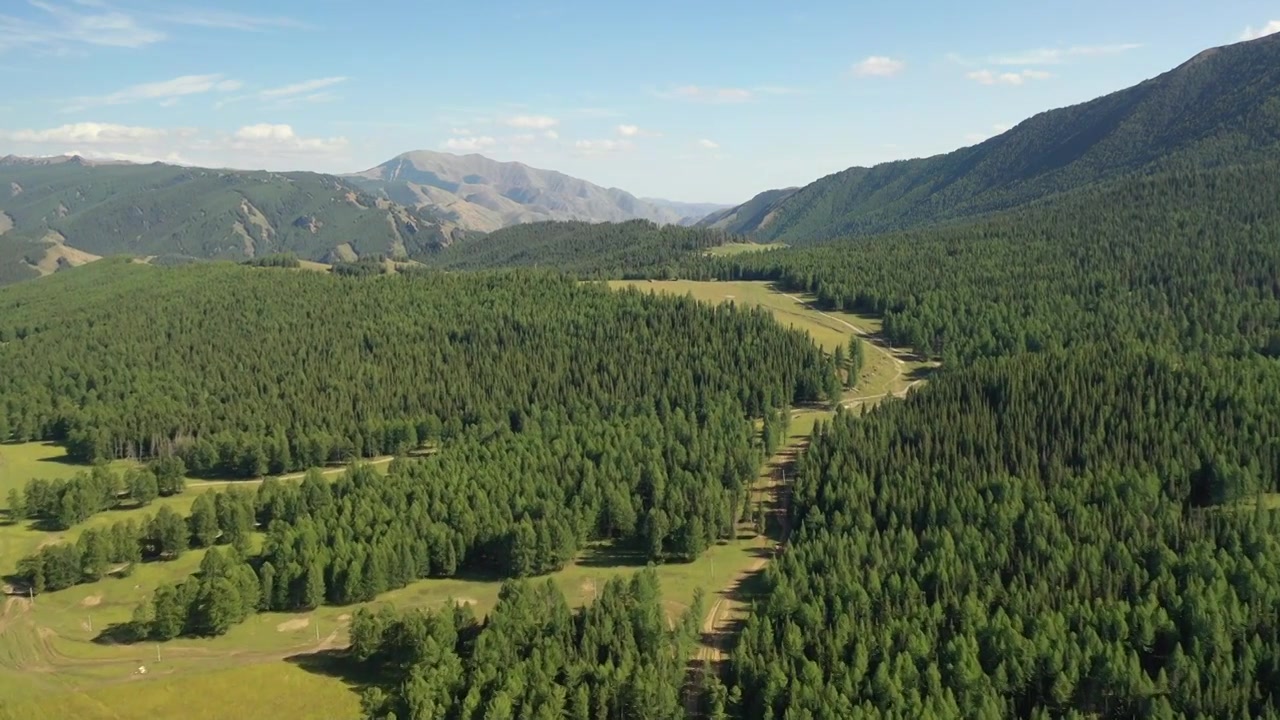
[
  {"left": 0, "top": 261, "right": 833, "bottom": 474},
  {"left": 3, "top": 31, "right": 1280, "bottom": 720}
]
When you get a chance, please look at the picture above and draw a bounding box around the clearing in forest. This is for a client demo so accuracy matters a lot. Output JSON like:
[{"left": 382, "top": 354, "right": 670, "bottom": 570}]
[{"left": 704, "top": 242, "right": 788, "bottom": 257}]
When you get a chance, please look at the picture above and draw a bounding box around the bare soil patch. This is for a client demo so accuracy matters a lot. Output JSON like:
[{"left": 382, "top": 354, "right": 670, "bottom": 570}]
[{"left": 275, "top": 618, "right": 310, "bottom": 633}]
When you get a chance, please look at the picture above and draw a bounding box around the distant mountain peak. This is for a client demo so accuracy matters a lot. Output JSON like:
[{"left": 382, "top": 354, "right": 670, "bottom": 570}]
[{"left": 348, "top": 150, "right": 728, "bottom": 232}]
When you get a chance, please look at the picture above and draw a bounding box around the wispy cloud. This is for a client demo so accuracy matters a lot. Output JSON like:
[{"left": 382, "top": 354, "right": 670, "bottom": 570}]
[
  {"left": 1, "top": 121, "right": 176, "bottom": 144},
  {"left": 570, "top": 107, "right": 623, "bottom": 118},
  {"left": 1241, "top": 21, "right": 1280, "bottom": 41},
  {"left": 852, "top": 56, "right": 906, "bottom": 77},
  {"left": 258, "top": 76, "right": 346, "bottom": 99},
  {"left": 215, "top": 76, "right": 348, "bottom": 109},
  {"left": 443, "top": 136, "right": 497, "bottom": 152},
  {"left": 573, "top": 139, "right": 633, "bottom": 155},
  {"left": 63, "top": 73, "right": 241, "bottom": 111},
  {"left": 657, "top": 85, "right": 753, "bottom": 103},
  {"left": 504, "top": 115, "right": 559, "bottom": 129},
  {"left": 753, "top": 85, "right": 805, "bottom": 95},
  {"left": 0, "top": 1, "right": 165, "bottom": 53},
  {"left": 697, "top": 139, "right": 720, "bottom": 149},
  {"left": 159, "top": 9, "right": 308, "bottom": 32},
  {"left": 988, "top": 44, "right": 1142, "bottom": 65},
  {"left": 966, "top": 69, "right": 1052, "bottom": 86},
  {"left": 0, "top": 2, "right": 306, "bottom": 55}
]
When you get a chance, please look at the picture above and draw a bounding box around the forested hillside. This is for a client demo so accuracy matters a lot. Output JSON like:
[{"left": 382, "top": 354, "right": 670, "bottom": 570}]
[
  {"left": 702, "top": 162, "right": 1280, "bottom": 364},
  {"left": 704, "top": 33, "right": 1280, "bottom": 243},
  {"left": 695, "top": 157, "right": 1280, "bottom": 717},
  {"left": 732, "top": 349, "right": 1280, "bottom": 718},
  {"left": 428, "top": 219, "right": 734, "bottom": 276},
  {"left": 0, "top": 158, "right": 460, "bottom": 284}
]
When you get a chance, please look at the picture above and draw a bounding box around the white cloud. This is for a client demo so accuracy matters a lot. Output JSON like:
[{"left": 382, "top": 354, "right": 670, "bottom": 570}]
[
  {"left": 443, "top": 136, "right": 497, "bottom": 152},
  {"left": 659, "top": 86, "right": 753, "bottom": 103},
  {"left": 1241, "top": 21, "right": 1280, "bottom": 41},
  {"left": 989, "top": 44, "right": 1142, "bottom": 65},
  {"left": 503, "top": 115, "right": 559, "bottom": 129},
  {"left": 450, "top": 127, "right": 474, "bottom": 136},
  {"left": 852, "top": 56, "right": 906, "bottom": 77},
  {"left": 230, "top": 124, "right": 348, "bottom": 154},
  {"left": 0, "top": 121, "right": 349, "bottom": 171},
  {"left": 544, "top": 130, "right": 559, "bottom": 140},
  {"left": 1, "top": 122, "right": 172, "bottom": 144},
  {"left": 616, "top": 124, "right": 660, "bottom": 138},
  {"left": 966, "top": 69, "right": 1053, "bottom": 86},
  {"left": 258, "top": 76, "right": 346, "bottom": 99},
  {"left": 63, "top": 73, "right": 241, "bottom": 111},
  {"left": 697, "top": 139, "right": 720, "bottom": 149}
]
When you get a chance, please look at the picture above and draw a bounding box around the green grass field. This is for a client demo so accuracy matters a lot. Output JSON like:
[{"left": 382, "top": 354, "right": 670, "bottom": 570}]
[
  {"left": 704, "top": 242, "right": 788, "bottom": 257},
  {"left": 0, "top": 281, "right": 924, "bottom": 719}
]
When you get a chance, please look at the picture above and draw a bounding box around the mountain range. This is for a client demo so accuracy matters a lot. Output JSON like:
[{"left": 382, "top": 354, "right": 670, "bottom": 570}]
[
  {"left": 349, "top": 151, "right": 725, "bottom": 232},
  {"left": 2, "top": 34, "right": 1279, "bottom": 284},
  {"left": 0, "top": 157, "right": 463, "bottom": 284},
  {"left": 702, "top": 32, "right": 1280, "bottom": 243}
]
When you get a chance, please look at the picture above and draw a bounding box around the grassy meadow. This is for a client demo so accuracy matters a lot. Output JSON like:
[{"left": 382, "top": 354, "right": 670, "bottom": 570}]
[{"left": 704, "top": 242, "right": 788, "bottom": 257}]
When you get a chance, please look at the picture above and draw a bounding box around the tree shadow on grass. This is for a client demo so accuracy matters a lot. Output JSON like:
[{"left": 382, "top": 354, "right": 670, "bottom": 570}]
[
  {"left": 284, "top": 648, "right": 378, "bottom": 694},
  {"left": 93, "top": 621, "right": 147, "bottom": 646},
  {"left": 574, "top": 543, "right": 652, "bottom": 569}
]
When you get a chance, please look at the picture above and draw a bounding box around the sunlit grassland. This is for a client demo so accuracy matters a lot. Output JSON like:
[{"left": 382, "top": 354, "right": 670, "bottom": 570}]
[{"left": 704, "top": 242, "right": 788, "bottom": 257}]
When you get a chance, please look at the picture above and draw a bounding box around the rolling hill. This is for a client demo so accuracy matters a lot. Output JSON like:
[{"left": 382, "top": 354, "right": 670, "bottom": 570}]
[
  {"left": 702, "top": 32, "right": 1280, "bottom": 243},
  {"left": 0, "top": 157, "right": 463, "bottom": 284},
  {"left": 350, "top": 151, "right": 718, "bottom": 232}
]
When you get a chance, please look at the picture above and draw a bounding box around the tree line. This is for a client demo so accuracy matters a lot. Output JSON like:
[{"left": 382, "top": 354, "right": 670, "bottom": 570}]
[
  {"left": 697, "top": 163, "right": 1280, "bottom": 365},
  {"left": 9, "top": 457, "right": 185, "bottom": 530},
  {"left": 428, "top": 219, "right": 734, "bottom": 278}
]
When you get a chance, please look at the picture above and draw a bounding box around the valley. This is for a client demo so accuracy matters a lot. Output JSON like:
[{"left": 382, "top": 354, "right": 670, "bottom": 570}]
[
  {"left": 0, "top": 280, "right": 896, "bottom": 720},
  {"left": 1, "top": 14, "right": 1279, "bottom": 720},
  {"left": 0, "top": 279, "right": 880, "bottom": 717}
]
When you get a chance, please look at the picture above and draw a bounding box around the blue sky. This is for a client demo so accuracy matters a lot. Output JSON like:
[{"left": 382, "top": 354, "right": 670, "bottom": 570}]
[{"left": 0, "top": 0, "right": 1276, "bottom": 203}]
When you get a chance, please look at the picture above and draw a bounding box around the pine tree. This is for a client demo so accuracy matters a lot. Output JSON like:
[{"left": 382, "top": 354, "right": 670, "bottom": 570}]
[
  {"left": 303, "top": 561, "right": 325, "bottom": 610},
  {"left": 847, "top": 337, "right": 865, "bottom": 389},
  {"left": 188, "top": 494, "right": 218, "bottom": 548},
  {"left": 6, "top": 488, "right": 24, "bottom": 520}
]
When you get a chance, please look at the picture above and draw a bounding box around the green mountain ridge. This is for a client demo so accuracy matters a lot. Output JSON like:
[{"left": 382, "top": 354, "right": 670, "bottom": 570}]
[
  {"left": 701, "top": 33, "right": 1280, "bottom": 243},
  {"left": 0, "top": 159, "right": 464, "bottom": 284}
]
